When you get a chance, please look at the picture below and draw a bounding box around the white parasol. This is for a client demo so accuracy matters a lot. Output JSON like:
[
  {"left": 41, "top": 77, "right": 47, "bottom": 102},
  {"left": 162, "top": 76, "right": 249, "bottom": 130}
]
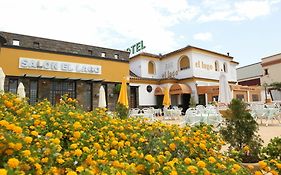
[
  {"left": 17, "top": 82, "right": 26, "bottom": 99},
  {"left": 98, "top": 86, "right": 107, "bottom": 108},
  {"left": 0, "top": 67, "right": 5, "bottom": 94}
]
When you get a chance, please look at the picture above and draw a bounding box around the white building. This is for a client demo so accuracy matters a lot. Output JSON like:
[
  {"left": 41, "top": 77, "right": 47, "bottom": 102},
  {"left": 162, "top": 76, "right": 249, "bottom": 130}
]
[{"left": 129, "top": 45, "right": 260, "bottom": 111}]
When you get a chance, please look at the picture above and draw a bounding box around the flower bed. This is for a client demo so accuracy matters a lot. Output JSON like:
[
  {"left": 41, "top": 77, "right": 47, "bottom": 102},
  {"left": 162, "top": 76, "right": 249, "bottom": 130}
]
[{"left": 0, "top": 93, "right": 280, "bottom": 174}]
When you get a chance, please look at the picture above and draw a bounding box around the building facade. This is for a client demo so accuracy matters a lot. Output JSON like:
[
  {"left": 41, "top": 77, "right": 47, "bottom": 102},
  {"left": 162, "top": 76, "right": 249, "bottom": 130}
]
[
  {"left": 237, "top": 62, "right": 263, "bottom": 86},
  {"left": 0, "top": 32, "right": 130, "bottom": 110},
  {"left": 261, "top": 53, "right": 281, "bottom": 101},
  {"left": 129, "top": 46, "right": 261, "bottom": 111}
]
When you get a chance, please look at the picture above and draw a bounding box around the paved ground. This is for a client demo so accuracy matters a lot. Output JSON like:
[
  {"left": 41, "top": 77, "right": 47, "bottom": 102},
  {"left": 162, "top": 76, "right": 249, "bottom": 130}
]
[{"left": 156, "top": 117, "right": 281, "bottom": 146}]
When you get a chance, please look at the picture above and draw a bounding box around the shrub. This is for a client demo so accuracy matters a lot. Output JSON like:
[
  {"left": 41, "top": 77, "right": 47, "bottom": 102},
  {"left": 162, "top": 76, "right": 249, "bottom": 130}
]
[
  {"left": 261, "top": 137, "right": 281, "bottom": 160},
  {"left": 115, "top": 102, "right": 129, "bottom": 119},
  {"left": 220, "top": 99, "right": 263, "bottom": 163}
]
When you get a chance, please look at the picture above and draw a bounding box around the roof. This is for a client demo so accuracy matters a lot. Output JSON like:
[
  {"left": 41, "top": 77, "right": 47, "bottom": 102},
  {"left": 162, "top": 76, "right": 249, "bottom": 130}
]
[
  {"left": 261, "top": 52, "right": 281, "bottom": 60},
  {"left": 0, "top": 31, "right": 130, "bottom": 61},
  {"left": 236, "top": 62, "right": 263, "bottom": 81},
  {"left": 130, "top": 45, "right": 234, "bottom": 60},
  {"left": 237, "top": 62, "right": 261, "bottom": 69}
]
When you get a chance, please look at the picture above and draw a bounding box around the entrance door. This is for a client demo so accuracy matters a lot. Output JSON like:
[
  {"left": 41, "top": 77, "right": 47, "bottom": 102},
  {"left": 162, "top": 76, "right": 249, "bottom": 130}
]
[
  {"left": 156, "top": 95, "right": 164, "bottom": 108},
  {"left": 129, "top": 86, "right": 138, "bottom": 108},
  {"left": 181, "top": 94, "right": 191, "bottom": 113},
  {"left": 198, "top": 94, "right": 206, "bottom": 106}
]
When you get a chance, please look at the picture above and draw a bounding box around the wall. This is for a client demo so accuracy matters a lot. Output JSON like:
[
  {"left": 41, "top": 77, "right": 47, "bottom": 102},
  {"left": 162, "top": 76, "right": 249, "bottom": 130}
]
[
  {"left": 0, "top": 47, "right": 129, "bottom": 82},
  {"left": 130, "top": 83, "right": 159, "bottom": 106}
]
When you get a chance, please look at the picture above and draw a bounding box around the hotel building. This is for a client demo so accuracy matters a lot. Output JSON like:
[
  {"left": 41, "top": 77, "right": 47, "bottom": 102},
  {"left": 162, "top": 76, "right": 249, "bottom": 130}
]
[
  {"left": 0, "top": 32, "right": 129, "bottom": 111},
  {"left": 129, "top": 46, "right": 261, "bottom": 111}
]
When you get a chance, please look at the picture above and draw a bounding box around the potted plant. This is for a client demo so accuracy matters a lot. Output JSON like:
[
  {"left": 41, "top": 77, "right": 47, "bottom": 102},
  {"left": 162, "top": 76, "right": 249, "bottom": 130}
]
[{"left": 220, "top": 99, "right": 263, "bottom": 163}]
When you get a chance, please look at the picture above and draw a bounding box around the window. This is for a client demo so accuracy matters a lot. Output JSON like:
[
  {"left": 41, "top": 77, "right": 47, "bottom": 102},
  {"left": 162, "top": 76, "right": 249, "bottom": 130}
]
[
  {"left": 101, "top": 52, "right": 106, "bottom": 57},
  {"left": 252, "top": 94, "right": 259, "bottom": 101},
  {"left": 88, "top": 50, "right": 93, "bottom": 55},
  {"left": 8, "top": 79, "right": 18, "bottom": 94},
  {"left": 215, "top": 61, "right": 219, "bottom": 71},
  {"left": 33, "top": 42, "right": 40, "bottom": 48},
  {"left": 264, "top": 69, "right": 268, "bottom": 75},
  {"left": 178, "top": 56, "right": 190, "bottom": 70},
  {"left": 114, "top": 54, "right": 119, "bottom": 59},
  {"left": 236, "top": 94, "right": 245, "bottom": 101},
  {"left": 50, "top": 81, "right": 76, "bottom": 105},
  {"left": 146, "top": 85, "right": 152, "bottom": 93},
  {"left": 148, "top": 61, "right": 155, "bottom": 74},
  {"left": 29, "top": 80, "right": 38, "bottom": 105},
  {"left": 223, "top": 63, "right": 228, "bottom": 72},
  {"left": 12, "top": 40, "right": 20, "bottom": 46}
]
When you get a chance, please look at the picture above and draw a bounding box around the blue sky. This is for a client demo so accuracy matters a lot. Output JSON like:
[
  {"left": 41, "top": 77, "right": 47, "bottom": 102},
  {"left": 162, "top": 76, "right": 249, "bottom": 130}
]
[{"left": 1, "top": 0, "right": 281, "bottom": 67}]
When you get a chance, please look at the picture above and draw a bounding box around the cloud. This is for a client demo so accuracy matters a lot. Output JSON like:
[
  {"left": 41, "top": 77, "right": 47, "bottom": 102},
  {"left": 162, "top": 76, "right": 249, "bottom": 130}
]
[
  {"left": 198, "top": 0, "right": 280, "bottom": 22},
  {"left": 0, "top": 0, "right": 199, "bottom": 54},
  {"left": 193, "top": 32, "right": 213, "bottom": 41}
]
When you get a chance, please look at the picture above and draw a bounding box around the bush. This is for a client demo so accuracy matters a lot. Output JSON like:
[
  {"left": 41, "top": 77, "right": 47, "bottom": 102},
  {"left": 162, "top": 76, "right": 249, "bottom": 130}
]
[
  {"left": 115, "top": 102, "right": 129, "bottom": 119},
  {"left": 261, "top": 137, "right": 281, "bottom": 160},
  {"left": 220, "top": 99, "right": 263, "bottom": 163}
]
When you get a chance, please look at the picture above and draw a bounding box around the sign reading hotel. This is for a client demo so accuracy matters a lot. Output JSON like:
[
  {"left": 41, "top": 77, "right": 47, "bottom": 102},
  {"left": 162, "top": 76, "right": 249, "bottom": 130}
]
[
  {"left": 19, "top": 58, "right": 101, "bottom": 74},
  {"left": 127, "top": 40, "right": 145, "bottom": 55}
]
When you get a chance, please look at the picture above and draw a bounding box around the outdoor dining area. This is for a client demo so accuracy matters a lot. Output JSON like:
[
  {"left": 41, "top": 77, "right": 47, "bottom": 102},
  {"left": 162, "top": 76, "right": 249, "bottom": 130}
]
[{"left": 128, "top": 72, "right": 281, "bottom": 127}]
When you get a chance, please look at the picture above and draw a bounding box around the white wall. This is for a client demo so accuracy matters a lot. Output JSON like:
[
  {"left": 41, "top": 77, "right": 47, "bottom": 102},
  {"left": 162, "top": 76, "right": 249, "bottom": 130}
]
[
  {"left": 130, "top": 83, "right": 158, "bottom": 106},
  {"left": 129, "top": 59, "right": 142, "bottom": 76}
]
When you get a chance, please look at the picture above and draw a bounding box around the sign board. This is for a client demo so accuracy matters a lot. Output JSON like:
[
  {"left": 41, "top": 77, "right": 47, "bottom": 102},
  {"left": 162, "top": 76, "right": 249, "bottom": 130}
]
[
  {"left": 127, "top": 40, "right": 146, "bottom": 55},
  {"left": 19, "top": 58, "right": 102, "bottom": 74}
]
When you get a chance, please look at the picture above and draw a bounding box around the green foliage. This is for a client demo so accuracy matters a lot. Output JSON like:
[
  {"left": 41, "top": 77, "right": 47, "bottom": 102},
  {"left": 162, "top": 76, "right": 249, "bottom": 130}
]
[
  {"left": 220, "top": 99, "right": 263, "bottom": 163},
  {"left": 269, "top": 82, "right": 281, "bottom": 91},
  {"left": 115, "top": 102, "right": 129, "bottom": 119},
  {"left": 261, "top": 137, "right": 281, "bottom": 160},
  {"left": 189, "top": 96, "right": 196, "bottom": 108},
  {"left": 113, "top": 84, "right": 121, "bottom": 94}
]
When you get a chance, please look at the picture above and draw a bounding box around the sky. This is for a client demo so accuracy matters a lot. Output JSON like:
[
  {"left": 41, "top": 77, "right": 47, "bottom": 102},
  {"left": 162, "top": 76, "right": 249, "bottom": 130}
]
[{"left": 1, "top": 0, "right": 281, "bottom": 67}]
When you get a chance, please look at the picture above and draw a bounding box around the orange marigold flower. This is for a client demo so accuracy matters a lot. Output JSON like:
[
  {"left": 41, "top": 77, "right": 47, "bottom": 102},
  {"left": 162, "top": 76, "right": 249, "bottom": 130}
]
[
  {"left": 258, "top": 161, "right": 267, "bottom": 169},
  {"left": 187, "top": 166, "right": 198, "bottom": 174},
  {"left": 31, "top": 131, "right": 39, "bottom": 136},
  {"left": 145, "top": 154, "right": 155, "bottom": 163},
  {"left": 110, "top": 149, "right": 118, "bottom": 156},
  {"left": 184, "top": 158, "right": 192, "bottom": 165},
  {"left": 7, "top": 158, "right": 20, "bottom": 168},
  {"left": 22, "top": 150, "right": 31, "bottom": 157},
  {"left": 169, "top": 170, "right": 178, "bottom": 175},
  {"left": 73, "top": 131, "right": 81, "bottom": 139},
  {"left": 24, "top": 137, "right": 33, "bottom": 144},
  {"left": 208, "top": 157, "right": 216, "bottom": 164},
  {"left": 74, "top": 149, "right": 82, "bottom": 157},
  {"left": 197, "top": 160, "right": 206, "bottom": 168},
  {"left": 169, "top": 143, "right": 176, "bottom": 151},
  {"left": 14, "top": 143, "right": 22, "bottom": 151},
  {"left": 254, "top": 171, "right": 263, "bottom": 175}
]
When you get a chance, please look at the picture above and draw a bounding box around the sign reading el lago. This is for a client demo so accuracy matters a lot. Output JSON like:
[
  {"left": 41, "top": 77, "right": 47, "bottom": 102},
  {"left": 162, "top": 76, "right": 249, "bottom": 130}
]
[{"left": 19, "top": 58, "right": 102, "bottom": 74}]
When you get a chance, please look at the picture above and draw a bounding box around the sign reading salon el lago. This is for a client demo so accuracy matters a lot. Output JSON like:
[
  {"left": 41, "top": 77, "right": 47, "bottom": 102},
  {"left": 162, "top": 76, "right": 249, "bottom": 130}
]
[{"left": 19, "top": 58, "right": 101, "bottom": 74}]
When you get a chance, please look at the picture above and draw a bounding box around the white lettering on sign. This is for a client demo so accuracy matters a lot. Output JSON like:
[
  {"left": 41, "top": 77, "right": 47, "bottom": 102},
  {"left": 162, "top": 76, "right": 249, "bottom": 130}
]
[{"left": 19, "top": 58, "right": 102, "bottom": 74}]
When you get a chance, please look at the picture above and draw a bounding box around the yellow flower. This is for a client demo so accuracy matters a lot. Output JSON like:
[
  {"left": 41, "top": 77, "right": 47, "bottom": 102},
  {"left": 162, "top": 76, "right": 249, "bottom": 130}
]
[
  {"left": 52, "top": 138, "right": 60, "bottom": 144},
  {"left": 184, "top": 158, "right": 192, "bottom": 165},
  {"left": 74, "top": 149, "right": 82, "bottom": 156},
  {"left": 45, "top": 132, "right": 53, "bottom": 137},
  {"left": 13, "top": 126, "right": 22, "bottom": 134},
  {"left": 67, "top": 171, "right": 77, "bottom": 175},
  {"left": 22, "top": 150, "right": 31, "bottom": 157},
  {"left": 208, "top": 157, "right": 216, "bottom": 163},
  {"left": 276, "top": 163, "right": 281, "bottom": 169},
  {"left": 76, "top": 166, "right": 84, "bottom": 172},
  {"left": 94, "top": 142, "right": 101, "bottom": 150},
  {"left": 169, "top": 143, "right": 176, "bottom": 151},
  {"left": 258, "top": 161, "right": 267, "bottom": 169},
  {"left": 70, "top": 143, "right": 78, "bottom": 149},
  {"left": 197, "top": 160, "right": 206, "bottom": 168},
  {"left": 41, "top": 157, "right": 49, "bottom": 163},
  {"left": 270, "top": 170, "right": 278, "bottom": 175},
  {"left": 7, "top": 158, "right": 20, "bottom": 168},
  {"left": 73, "top": 131, "right": 81, "bottom": 139},
  {"left": 31, "top": 131, "right": 39, "bottom": 136},
  {"left": 98, "top": 150, "right": 104, "bottom": 157},
  {"left": 254, "top": 171, "right": 263, "bottom": 175},
  {"left": 136, "top": 164, "right": 145, "bottom": 173},
  {"left": 232, "top": 164, "right": 241, "bottom": 171},
  {"left": 187, "top": 166, "right": 198, "bottom": 174},
  {"left": 110, "top": 149, "right": 118, "bottom": 156},
  {"left": 0, "top": 169, "right": 7, "bottom": 175},
  {"left": 34, "top": 163, "right": 42, "bottom": 170},
  {"left": 73, "top": 122, "right": 81, "bottom": 129},
  {"left": 82, "top": 147, "right": 90, "bottom": 153},
  {"left": 14, "top": 143, "right": 22, "bottom": 151},
  {"left": 169, "top": 170, "right": 178, "bottom": 175},
  {"left": 56, "top": 158, "right": 65, "bottom": 164},
  {"left": 145, "top": 154, "right": 155, "bottom": 163},
  {"left": 199, "top": 143, "right": 206, "bottom": 150}
]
